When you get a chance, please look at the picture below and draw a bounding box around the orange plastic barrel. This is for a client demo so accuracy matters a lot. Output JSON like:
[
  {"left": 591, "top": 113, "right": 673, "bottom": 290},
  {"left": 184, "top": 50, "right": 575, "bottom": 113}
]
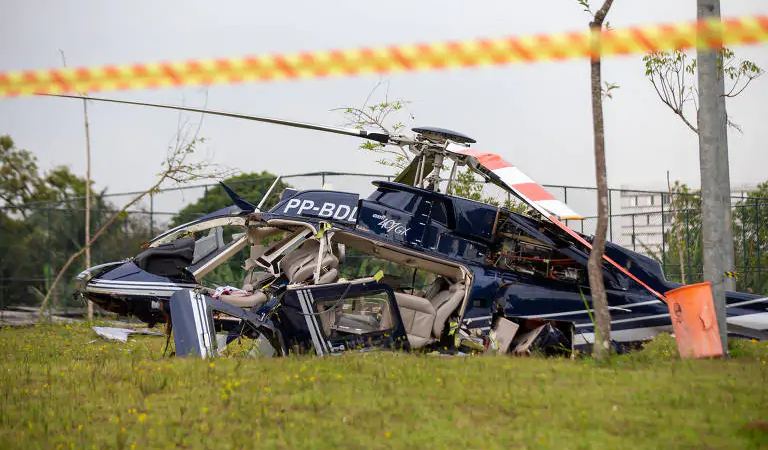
[{"left": 664, "top": 282, "right": 724, "bottom": 359}]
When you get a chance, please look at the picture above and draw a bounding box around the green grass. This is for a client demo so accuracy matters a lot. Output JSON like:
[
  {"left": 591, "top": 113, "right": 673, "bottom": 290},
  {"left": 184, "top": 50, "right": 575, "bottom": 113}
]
[{"left": 1, "top": 324, "right": 767, "bottom": 450}]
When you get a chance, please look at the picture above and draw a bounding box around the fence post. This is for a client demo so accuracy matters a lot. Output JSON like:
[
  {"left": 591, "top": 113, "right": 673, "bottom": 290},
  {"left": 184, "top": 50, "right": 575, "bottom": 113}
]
[
  {"left": 0, "top": 212, "right": 4, "bottom": 320},
  {"left": 631, "top": 213, "right": 636, "bottom": 251},
  {"left": 204, "top": 185, "right": 209, "bottom": 213},
  {"left": 95, "top": 201, "right": 102, "bottom": 265},
  {"left": 685, "top": 207, "right": 691, "bottom": 282},
  {"left": 123, "top": 214, "right": 129, "bottom": 258},
  {"left": 321, "top": 172, "right": 326, "bottom": 188},
  {"left": 149, "top": 192, "right": 154, "bottom": 237},
  {"left": 608, "top": 188, "right": 613, "bottom": 242},
  {"left": 740, "top": 195, "right": 747, "bottom": 288},
  {"left": 47, "top": 204, "right": 53, "bottom": 314},
  {"left": 756, "top": 198, "right": 761, "bottom": 292},
  {"left": 564, "top": 186, "right": 569, "bottom": 228},
  {"left": 661, "top": 192, "right": 666, "bottom": 275}
]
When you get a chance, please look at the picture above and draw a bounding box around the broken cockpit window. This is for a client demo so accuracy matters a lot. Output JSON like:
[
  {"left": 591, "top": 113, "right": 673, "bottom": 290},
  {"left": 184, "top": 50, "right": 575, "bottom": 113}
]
[{"left": 314, "top": 291, "right": 396, "bottom": 338}]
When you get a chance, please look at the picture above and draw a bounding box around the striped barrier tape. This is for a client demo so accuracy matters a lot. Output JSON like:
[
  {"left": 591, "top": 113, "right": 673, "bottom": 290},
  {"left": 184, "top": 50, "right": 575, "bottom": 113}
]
[{"left": 0, "top": 15, "right": 766, "bottom": 98}]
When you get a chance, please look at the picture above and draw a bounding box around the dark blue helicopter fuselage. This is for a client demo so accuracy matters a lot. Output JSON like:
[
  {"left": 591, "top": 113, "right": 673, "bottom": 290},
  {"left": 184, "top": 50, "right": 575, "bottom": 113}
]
[{"left": 80, "top": 181, "right": 768, "bottom": 343}]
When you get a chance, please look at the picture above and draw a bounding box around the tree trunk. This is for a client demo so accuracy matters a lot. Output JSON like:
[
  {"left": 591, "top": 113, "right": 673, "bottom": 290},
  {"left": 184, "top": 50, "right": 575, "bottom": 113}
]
[{"left": 588, "top": 0, "right": 614, "bottom": 360}]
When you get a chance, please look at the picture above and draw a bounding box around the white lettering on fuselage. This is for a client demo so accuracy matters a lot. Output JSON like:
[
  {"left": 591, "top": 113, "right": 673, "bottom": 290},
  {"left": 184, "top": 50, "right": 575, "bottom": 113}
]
[
  {"left": 283, "top": 199, "right": 357, "bottom": 221},
  {"left": 377, "top": 218, "right": 410, "bottom": 236}
]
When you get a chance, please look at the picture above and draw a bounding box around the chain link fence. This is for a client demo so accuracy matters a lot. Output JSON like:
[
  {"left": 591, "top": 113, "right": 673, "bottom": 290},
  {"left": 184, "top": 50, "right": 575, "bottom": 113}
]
[{"left": 2, "top": 173, "right": 766, "bottom": 320}]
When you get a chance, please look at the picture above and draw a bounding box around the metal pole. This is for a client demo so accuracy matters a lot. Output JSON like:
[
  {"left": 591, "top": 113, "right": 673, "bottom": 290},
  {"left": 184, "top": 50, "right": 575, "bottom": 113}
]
[
  {"left": 685, "top": 207, "right": 691, "bottom": 282},
  {"left": 149, "top": 193, "right": 155, "bottom": 237},
  {"left": 0, "top": 213, "right": 4, "bottom": 322},
  {"left": 661, "top": 193, "right": 666, "bottom": 275},
  {"left": 698, "top": 0, "right": 730, "bottom": 349},
  {"left": 123, "top": 214, "right": 129, "bottom": 257},
  {"left": 631, "top": 213, "right": 636, "bottom": 251},
  {"left": 741, "top": 195, "right": 747, "bottom": 288},
  {"left": 564, "top": 187, "right": 569, "bottom": 228},
  {"left": 204, "top": 185, "right": 209, "bottom": 213},
  {"left": 756, "top": 199, "right": 761, "bottom": 293},
  {"left": 608, "top": 189, "right": 613, "bottom": 242},
  {"left": 47, "top": 204, "right": 53, "bottom": 315},
  {"left": 95, "top": 201, "right": 102, "bottom": 279},
  {"left": 83, "top": 98, "right": 94, "bottom": 322}
]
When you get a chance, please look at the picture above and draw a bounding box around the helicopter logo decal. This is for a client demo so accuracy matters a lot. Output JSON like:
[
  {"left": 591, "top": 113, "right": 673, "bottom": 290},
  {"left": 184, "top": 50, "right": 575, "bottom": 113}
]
[{"left": 372, "top": 214, "right": 410, "bottom": 236}]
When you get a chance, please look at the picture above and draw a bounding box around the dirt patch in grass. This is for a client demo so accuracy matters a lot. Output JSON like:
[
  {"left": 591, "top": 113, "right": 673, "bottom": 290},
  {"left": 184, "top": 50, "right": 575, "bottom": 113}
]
[{"left": 1, "top": 324, "right": 767, "bottom": 450}]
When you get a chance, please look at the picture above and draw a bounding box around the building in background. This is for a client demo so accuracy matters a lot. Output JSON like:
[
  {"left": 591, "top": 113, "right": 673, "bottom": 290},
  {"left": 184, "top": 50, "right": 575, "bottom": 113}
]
[{"left": 618, "top": 184, "right": 757, "bottom": 258}]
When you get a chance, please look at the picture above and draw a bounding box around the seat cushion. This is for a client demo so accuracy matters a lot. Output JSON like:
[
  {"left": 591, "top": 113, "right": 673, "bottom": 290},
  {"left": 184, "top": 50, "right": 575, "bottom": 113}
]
[{"left": 217, "top": 290, "right": 268, "bottom": 308}]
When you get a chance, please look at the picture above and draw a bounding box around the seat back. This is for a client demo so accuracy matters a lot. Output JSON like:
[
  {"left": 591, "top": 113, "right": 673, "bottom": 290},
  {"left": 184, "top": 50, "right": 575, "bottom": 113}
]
[
  {"left": 430, "top": 282, "right": 465, "bottom": 338},
  {"left": 394, "top": 293, "right": 436, "bottom": 349},
  {"left": 424, "top": 276, "right": 449, "bottom": 300},
  {"left": 280, "top": 240, "right": 339, "bottom": 284}
]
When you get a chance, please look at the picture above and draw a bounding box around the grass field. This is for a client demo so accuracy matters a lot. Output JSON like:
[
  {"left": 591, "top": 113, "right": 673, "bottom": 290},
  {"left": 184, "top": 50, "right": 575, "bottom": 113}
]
[{"left": 1, "top": 323, "right": 767, "bottom": 450}]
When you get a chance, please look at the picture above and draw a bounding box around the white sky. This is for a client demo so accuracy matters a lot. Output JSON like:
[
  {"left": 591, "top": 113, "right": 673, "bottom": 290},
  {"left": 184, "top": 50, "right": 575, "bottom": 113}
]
[{"left": 1, "top": 0, "right": 766, "bottom": 215}]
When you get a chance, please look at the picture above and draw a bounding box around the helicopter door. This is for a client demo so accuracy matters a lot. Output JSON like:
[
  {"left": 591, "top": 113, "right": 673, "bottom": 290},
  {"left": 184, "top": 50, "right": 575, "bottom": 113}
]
[{"left": 277, "top": 281, "right": 409, "bottom": 355}]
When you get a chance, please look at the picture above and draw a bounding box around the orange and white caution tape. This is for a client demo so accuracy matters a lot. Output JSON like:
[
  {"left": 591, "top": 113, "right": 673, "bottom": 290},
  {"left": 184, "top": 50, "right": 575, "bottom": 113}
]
[{"left": 1, "top": 15, "right": 766, "bottom": 98}]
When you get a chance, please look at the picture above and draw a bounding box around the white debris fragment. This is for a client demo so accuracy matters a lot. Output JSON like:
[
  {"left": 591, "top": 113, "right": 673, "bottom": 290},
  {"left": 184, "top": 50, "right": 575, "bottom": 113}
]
[{"left": 92, "top": 326, "right": 164, "bottom": 343}]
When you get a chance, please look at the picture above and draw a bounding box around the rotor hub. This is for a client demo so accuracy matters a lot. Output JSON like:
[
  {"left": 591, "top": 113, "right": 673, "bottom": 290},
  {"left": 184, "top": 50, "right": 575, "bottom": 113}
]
[{"left": 411, "top": 126, "right": 476, "bottom": 145}]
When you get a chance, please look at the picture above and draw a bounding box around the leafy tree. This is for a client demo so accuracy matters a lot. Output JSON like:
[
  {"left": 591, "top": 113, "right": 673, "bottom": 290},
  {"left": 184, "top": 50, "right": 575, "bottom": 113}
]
[
  {"left": 657, "top": 181, "right": 768, "bottom": 296},
  {"left": 1, "top": 136, "right": 87, "bottom": 219},
  {"left": 732, "top": 182, "right": 768, "bottom": 295},
  {"left": 1, "top": 135, "right": 153, "bottom": 308},
  {"left": 642, "top": 49, "right": 763, "bottom": 134},
  {"left": 170, "top": 171, "right": 290, "bottom": 227}
]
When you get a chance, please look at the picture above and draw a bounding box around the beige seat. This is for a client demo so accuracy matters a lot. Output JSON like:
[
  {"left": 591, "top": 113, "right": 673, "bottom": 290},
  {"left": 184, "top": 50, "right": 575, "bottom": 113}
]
[
  {"left": 429, "top": 281, "right": 465, "bottom": 338},
  {"left": 280, "top": 240, "right": 339, "bottom": 284},
  {"left": 394, "top": 292, "right": 436, "bottom": 348},
  {"left": 242, "top": 270, "right": 273, "bottom": 292},
  {"left": 394, "top": 277, "right": 466, "bottom": 349}
]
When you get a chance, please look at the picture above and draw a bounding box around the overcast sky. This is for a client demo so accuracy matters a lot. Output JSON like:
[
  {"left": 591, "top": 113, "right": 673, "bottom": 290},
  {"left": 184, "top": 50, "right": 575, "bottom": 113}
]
[{"left": 1, "top": 0, "right": 766, "bottom": 214}]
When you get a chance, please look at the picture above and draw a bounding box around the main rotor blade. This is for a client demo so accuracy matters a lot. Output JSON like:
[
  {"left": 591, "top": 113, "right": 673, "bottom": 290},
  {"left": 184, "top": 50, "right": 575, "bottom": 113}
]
[{"left": 40, "top": 93, "right": 391, "bottom": 144}]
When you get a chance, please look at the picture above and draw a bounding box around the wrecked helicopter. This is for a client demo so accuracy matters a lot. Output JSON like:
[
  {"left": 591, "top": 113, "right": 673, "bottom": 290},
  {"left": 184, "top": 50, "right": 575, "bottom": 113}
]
[{"left": 47, "top": 94, "right": 767, "bottom": 359}]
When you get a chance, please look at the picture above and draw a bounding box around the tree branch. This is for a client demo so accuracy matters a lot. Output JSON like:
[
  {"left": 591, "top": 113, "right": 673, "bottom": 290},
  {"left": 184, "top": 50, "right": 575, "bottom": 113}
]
[{"left": 592, "top": 0, "right": 614, "bottom": 26}]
